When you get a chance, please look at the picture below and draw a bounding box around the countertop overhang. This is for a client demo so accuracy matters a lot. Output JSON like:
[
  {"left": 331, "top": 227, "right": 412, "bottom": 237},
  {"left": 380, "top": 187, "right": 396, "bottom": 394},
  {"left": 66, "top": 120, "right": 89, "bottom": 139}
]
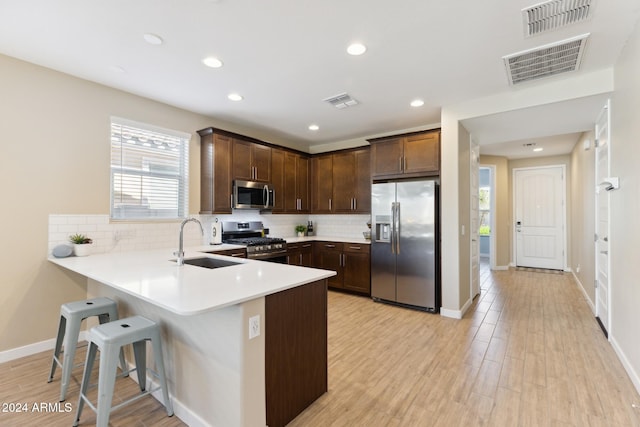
[{"left": 49, "top": 246, "right": 336, "bottom": 316}]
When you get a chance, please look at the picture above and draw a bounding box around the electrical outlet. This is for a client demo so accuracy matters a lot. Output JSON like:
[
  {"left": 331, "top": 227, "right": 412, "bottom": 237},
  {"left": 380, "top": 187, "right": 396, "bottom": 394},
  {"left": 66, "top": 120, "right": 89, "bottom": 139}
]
[{"left": 249, "top": 315, "right": 260, "bottom": 339}]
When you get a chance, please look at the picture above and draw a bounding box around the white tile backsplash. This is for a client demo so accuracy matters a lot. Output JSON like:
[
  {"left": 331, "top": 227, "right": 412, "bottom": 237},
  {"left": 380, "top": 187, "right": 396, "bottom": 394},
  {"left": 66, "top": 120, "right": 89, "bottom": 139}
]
[{"left": 49, "top": 212, "right": 372, "bottom": 256}]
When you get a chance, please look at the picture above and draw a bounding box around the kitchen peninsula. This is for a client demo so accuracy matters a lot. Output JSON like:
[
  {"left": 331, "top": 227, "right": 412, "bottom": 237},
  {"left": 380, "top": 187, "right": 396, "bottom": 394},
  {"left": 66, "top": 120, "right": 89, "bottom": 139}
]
[{"left": 49, "top": 247, "right": 335, "bottom": 427}]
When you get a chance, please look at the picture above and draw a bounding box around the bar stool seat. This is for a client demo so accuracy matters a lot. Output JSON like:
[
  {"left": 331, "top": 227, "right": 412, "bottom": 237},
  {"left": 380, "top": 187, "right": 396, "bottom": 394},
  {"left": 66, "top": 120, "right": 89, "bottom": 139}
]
[
  {"left": 73, "top": 315, "right": 173, "bottom": 427},
  {"left": 48, "top": 297, "right": 127, "bottom": 402}
]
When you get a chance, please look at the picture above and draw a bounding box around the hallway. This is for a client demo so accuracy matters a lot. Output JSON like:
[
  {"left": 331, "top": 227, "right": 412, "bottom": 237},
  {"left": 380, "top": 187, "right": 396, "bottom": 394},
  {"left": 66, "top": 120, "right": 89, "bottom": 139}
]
[{"left": 290, "top": 266, "right": 640, "bottom": 426}]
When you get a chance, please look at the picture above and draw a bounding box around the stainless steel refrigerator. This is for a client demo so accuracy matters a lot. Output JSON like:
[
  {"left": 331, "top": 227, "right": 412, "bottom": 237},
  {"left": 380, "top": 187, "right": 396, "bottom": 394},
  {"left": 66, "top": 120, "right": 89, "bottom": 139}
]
[{"left": 371, "top": 180, "right": 439, "bottom": 312}]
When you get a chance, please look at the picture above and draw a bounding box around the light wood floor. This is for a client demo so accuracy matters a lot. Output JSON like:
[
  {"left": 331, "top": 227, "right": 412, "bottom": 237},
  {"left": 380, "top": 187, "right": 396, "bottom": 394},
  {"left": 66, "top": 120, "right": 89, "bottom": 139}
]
[
  {"left": 289, "top": 262, "right": 640, "bottom": 426},
  {"left": 2, "top": 264, "right": 640, "bottom": 426}
]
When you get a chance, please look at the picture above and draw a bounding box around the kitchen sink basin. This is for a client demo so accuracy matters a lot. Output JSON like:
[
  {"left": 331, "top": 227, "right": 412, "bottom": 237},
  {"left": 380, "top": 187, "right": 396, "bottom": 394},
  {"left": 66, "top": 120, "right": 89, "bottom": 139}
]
[{"left": 180, "top": 257, "right": 242, "bottom": 269}]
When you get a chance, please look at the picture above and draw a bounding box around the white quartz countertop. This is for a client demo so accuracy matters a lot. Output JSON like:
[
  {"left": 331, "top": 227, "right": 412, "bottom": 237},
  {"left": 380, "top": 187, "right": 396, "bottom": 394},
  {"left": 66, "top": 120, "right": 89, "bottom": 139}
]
[
  {"left": 48, "top": 247, "right": 336, "bottom": 316},
  {"left": 285, "top": 236, "right": 371, "bottom": 245}
]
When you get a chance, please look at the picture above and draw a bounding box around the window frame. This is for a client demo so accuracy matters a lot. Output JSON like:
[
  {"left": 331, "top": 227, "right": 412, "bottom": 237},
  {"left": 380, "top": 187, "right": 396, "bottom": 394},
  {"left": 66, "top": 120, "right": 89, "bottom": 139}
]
[{"left": 110, "top": 117, "right": 191, "bottom": 221}]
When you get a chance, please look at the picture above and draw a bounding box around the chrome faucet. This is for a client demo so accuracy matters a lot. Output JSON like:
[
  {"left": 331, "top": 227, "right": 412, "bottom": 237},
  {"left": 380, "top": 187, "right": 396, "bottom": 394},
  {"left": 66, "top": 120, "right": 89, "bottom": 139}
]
[{"left": 174, "top": 217, "right": 204, "bottom": 266}]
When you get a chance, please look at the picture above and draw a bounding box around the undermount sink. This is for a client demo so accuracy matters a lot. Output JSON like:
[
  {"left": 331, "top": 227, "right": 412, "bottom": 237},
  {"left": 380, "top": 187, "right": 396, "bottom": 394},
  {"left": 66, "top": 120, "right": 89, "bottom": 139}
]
[{"left": 179, "top": 257, "right": 242, "bottom": 269}]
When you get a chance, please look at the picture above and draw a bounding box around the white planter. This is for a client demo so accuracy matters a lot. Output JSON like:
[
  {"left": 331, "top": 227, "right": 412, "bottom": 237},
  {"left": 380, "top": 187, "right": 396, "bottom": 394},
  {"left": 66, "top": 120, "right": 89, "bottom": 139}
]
[
  {"left": 73, "top": 243, "right": 92, "bottom": 257},
  {"left": 297, "top": 232, "right": 305, "bottom": 237}
]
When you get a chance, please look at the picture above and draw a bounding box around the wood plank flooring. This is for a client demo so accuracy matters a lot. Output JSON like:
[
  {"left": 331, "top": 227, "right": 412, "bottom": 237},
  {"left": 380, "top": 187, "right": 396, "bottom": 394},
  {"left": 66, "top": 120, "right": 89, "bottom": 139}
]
[
  {"left": 2, "top": 263, "right": 640, "bottom": 426},
  {"left": 289, "top": 262, "right": 640, "bottom": 426},
  {"left": 0, "top": 344, "right": 185, "bottom": 426}
]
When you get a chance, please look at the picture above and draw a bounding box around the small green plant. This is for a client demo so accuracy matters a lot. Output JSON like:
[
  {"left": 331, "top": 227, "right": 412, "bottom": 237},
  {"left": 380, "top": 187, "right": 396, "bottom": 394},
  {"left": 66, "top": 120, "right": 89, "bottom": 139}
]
[
  {"left": 69, "top": 233, "right": 93, "bottom": 244},
  {"left": 478, "top": 225, "right": 491, "bottom": 236},
  {"left": 295, "top": 225, "right": 306, "bottom": 233}
]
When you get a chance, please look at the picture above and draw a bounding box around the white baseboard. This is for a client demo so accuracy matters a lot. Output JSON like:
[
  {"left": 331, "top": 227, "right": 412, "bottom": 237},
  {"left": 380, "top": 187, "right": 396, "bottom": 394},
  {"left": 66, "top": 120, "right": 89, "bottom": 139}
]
[
  {"left": 493, "top": 265, "right": 509, "bottom": 271},
  {"left": 0, "top": 332, "right": 88, "bottom": 364},
  {"left": 441, "top": 297, "right": 473, "bottom": 319},
  {"left": 610, "top": 335, "right": 640, "bottom": 397},
  {"left": 570, "top": 271, "right": 595, "bottom": 314},
  {"left": 124, "top": 362, "right": 210, "bottom": 427}
]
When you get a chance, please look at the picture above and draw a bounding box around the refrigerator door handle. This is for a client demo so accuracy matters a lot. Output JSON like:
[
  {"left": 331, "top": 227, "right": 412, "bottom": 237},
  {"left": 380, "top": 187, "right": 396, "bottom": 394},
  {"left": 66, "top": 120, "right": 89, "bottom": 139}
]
[
  {"left": 395, "top": 202, "right": 401, "bottom": 254},
  {"left": 391, "top": 202, "right": 397, "bottom": 254}
]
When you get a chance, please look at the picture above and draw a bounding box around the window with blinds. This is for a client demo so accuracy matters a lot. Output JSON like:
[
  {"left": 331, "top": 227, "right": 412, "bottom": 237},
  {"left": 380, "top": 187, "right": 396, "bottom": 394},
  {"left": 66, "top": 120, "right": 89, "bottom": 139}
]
[{"left": 110, "top": 117, "right": 190, "bottom": 220}]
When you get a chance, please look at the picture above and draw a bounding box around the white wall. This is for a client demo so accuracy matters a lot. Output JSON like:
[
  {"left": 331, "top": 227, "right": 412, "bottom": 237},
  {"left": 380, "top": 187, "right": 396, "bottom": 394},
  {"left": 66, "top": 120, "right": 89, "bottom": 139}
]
[{"left": 609, "top": 18, "right": 640, "bottom": 392}]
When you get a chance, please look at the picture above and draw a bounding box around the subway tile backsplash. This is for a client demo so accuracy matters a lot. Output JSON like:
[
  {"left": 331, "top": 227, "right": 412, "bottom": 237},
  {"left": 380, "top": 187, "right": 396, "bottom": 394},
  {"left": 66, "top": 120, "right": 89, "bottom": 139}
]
[{"left": 49, "top": 212, "right": 371, "bottom": 255}]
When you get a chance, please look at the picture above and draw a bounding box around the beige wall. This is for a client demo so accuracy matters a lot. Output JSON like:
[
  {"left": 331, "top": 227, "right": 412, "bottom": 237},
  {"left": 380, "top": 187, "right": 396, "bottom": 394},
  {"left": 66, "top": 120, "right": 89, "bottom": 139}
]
[
  {"left": 479, "top": 155, "right": 510, "bottom": 268},
  {"left": 0, "top": 54, "right": 289, "bottom": 352},
  {"left": 457, "top": 123, "right": 471, "bottom": 308},
  {"left": 570, "top": 131, "right": 596, "bottom": 304},
  {"left": 610, "top": 17, "right": 640, "bottom": 390}
]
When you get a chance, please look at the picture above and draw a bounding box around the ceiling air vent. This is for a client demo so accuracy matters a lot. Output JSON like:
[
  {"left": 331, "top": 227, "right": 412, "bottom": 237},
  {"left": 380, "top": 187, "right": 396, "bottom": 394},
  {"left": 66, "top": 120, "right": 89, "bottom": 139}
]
[
  {"left": 323, "top": 93, "right": 359, "bottom": 109},
  {"left": 503, "top": 33, "right": 589, "bottom": 85},
  {"left": 523, "top": 0, "right": 593, "bottom": 36}
]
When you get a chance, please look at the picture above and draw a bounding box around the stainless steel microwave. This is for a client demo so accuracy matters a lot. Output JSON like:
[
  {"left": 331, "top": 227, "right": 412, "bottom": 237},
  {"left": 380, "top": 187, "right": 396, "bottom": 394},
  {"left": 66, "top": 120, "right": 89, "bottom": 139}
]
[{"left": 233, "top": 180, "right": 275, "bottom": 210}]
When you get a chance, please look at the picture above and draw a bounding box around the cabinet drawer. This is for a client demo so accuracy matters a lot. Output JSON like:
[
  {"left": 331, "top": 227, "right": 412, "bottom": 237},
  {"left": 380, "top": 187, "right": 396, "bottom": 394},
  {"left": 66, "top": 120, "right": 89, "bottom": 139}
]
[{"left": 343, "top": 244, "right": 370, "bottom": 254}]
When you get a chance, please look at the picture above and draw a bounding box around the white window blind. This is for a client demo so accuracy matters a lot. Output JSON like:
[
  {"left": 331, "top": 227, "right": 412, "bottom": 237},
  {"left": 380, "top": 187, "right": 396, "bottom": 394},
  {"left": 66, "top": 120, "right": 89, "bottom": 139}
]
[{"left": 110, "top": 117, "right": 190, "bottom": 220}]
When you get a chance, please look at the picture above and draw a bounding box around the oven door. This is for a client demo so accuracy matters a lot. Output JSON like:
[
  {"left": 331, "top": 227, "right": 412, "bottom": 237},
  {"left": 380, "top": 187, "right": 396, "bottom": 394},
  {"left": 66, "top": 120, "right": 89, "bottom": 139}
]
[
  {"left": 233, "top": 180, "right": 274, "bottom": 210},
  {"left": 248, "top": 249, "right": 288, "bottom": 263}
]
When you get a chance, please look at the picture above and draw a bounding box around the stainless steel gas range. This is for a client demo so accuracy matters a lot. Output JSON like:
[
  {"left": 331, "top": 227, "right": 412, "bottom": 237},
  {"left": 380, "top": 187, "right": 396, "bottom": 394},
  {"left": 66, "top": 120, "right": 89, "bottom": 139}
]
[{"left": 221, "top": 221, "right": 288, "bottom": 263}]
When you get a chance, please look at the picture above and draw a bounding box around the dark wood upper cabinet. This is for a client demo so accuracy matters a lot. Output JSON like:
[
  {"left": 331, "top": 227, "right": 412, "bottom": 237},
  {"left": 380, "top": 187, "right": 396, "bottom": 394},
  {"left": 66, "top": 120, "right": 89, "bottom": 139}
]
[
  {"left": 310, "top": 147, "right": 370, "bottom": 214},
  {"left": 270, "top": 148, "right": 285, "bottom": 212},
  {"left": 284, "top": 152, "right": 309, "bottom": 213},
  {"left": 369, "top": 130, "right": 440, "bottom": 180},
  {"left": 198, "top": 129, "right": 233, "bottom": 214},
  {"left": 233, "top": 139, "right": 271, "bottom": 182},
  {"left": 311, "top": 154, "right": 333, "bottom": 213}
]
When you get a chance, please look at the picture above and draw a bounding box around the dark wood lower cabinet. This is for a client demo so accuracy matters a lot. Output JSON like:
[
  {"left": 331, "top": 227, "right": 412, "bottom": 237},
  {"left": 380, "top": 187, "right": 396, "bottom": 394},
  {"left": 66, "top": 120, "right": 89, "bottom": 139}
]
[
  {"left": 314, "top": 241, "right": 371, "bottom": 295},
  {"left": 265, "top": 279, "right": 328, "bottom": 427}
]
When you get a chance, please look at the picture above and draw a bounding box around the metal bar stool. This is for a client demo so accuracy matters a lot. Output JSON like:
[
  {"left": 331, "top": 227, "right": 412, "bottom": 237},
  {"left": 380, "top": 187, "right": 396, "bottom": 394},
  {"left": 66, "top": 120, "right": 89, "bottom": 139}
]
[
  {"left": 48, "top": 297, "right": 127, "bottom": 402},
  {"left": 73, "top": 315, "right": 174, "bottom": 427}
]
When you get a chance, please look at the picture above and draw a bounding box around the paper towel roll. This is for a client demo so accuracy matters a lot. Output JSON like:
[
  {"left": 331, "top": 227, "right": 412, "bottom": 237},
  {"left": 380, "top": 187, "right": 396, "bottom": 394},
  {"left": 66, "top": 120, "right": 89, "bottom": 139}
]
[{"left": 211, "top": 221, "right": 222, "bottom": 245}]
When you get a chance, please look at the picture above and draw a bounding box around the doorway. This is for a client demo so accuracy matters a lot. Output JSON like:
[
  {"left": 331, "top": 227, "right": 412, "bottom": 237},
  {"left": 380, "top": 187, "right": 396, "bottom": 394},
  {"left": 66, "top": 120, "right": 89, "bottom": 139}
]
[
  {"left": 513, "top": 165, "right": 566, "bottom": 270},
  {"left": 479, "top": 166, "right": 493, "bottom": 269}
]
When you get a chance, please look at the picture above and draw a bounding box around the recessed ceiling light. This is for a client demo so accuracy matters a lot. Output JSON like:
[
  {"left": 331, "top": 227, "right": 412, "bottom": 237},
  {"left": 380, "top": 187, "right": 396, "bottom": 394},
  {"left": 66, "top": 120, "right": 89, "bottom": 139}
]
[
  {"left": 228, "top": 93, "right": 243, "bottom": 101},
  {"left": 202, "top": 57, "right": 223, "bottom": 68},
  {"left": 143, "top": 33, "right": 163, "bottom": 45},
  {"left": 347, "top": 43, "right": 367, "bottom": 56},
  {"left": 533, "top": 147, "right": 544, "bottom": 152},
  {"left": 308, "top": 124, "right": 319, "bottom": 131},
  {"left": 110, "top": 65, "right": 126, "bottom": 73},
  {"left": 410, "top": 99, "right": 424, "bottom": 107}
]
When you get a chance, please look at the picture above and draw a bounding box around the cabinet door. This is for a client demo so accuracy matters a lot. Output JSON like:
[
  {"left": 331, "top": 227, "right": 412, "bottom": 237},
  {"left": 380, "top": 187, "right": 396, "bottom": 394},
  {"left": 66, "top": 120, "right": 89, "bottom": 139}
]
[
  {"left": 354, "top": 148, "right": 371, "bottom": 213},
  {"left": 296, "top": 155, "right": 310, "bottom": 212},
  {"left": 316, "top": 242, "right": 343, "bottom": 289},
  {"left": 403, "top": 131, "right": 440, "bottom": 175},
  {"left": 252, "top": 144, "right": 271, "bottom": 182},
  {"left": 371, "top": 138, "right": 403, "bottom": 179},
  {"left": 200, "top": 132, "right": 232, "bottom": 214},
  {"left": 284, "top": 152, "right": 298, "bottom": 212},
  {"left": 300, "top": 243, "right": 313, "bottom": 267},
  {"left": 270, "top": 148, "right": 285, "bottom": 212},
  {"left": 312, "top": 155, "right": 333, "bottom": 213},
  {"left": 232, "top": 139, "right": 253, "bottom": 181},
  {"left": 343, "top": 244, "right": 370, "bottom": 294},
  {"left": 287, "top": 243, "right": 301, "bottom": 266},
  {"left": 332, "top": 151, "right": 356, "bottom": 212}
]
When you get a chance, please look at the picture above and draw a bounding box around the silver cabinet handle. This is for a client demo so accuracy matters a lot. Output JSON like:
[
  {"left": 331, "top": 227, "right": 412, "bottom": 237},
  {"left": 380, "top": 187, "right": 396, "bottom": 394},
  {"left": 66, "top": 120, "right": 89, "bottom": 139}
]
[
  {"left": 325, "top": 244, "right": 336, "bottom": 248},
  {"left": 399, "top": 157, "right": 403, "bottom": 172},
  {"left": 329, "top": 198, "right": 332, "bottom": 211},
  {"left": 349, "top": 246, "right": 361, "bottom": 250},
  {"left": 353, "top": 198, "right": 357, "bottom": 210}
]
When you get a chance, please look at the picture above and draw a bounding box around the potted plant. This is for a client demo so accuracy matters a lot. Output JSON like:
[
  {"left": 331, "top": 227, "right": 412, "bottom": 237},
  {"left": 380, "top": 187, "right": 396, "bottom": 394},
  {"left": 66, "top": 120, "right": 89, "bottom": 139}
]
[
  {"left": 295, "top": 225, "right": 306, "bottom": 237},
  {"left": 69, "top": 233, "right": 93, "bottom": 257}
]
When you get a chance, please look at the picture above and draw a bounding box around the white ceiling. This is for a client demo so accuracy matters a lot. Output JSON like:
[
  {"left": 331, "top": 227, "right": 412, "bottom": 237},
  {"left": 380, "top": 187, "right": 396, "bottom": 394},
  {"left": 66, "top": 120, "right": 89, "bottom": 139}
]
[{"left": 1, "top": 0, "right": 639, "bottom": 154}]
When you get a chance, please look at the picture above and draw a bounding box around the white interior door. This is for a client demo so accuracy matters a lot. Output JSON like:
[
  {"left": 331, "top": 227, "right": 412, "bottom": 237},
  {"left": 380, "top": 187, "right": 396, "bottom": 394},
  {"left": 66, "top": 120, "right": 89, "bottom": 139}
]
[
  {"left": 470, "top": 139, "right": 480, "bottom": 298},
  {"left": 595, "top": 101, "right": 611, "bottom": 335},
  {"left": 514, "top": 166, "right": 566, "bottom": 270}
]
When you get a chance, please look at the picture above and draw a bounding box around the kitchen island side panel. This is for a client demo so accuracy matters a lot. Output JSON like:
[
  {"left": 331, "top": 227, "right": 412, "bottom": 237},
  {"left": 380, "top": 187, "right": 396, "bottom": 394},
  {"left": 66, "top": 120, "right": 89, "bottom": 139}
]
[
  {"left": 265, "top": 279, "right": 328, "bottom": 427},
  {"left": 88, "top": 279, "right": 266, "bottom": 427}
]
